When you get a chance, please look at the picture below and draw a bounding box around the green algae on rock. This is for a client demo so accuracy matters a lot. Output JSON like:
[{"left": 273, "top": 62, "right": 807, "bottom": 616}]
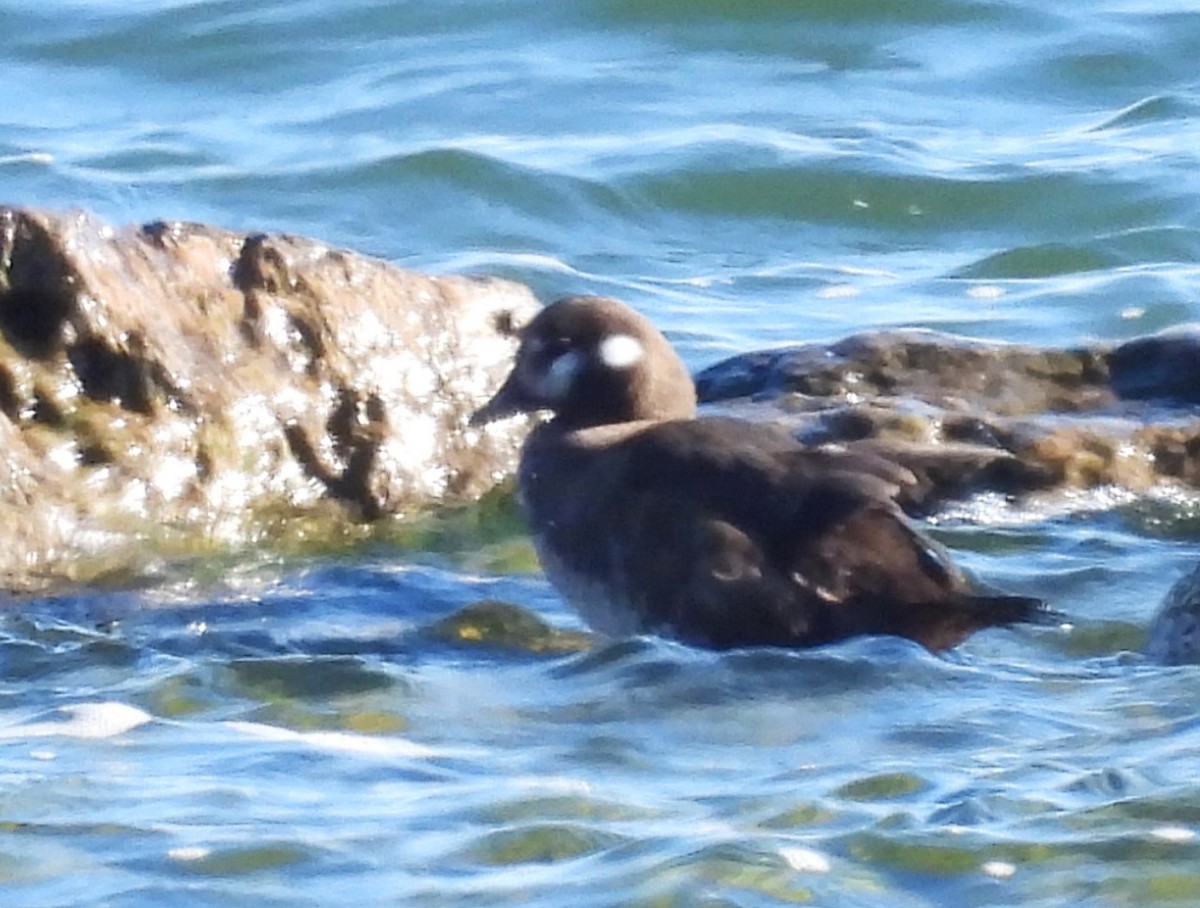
[{"left": 425, "top": 599, "right": 593, "bottom": 655}]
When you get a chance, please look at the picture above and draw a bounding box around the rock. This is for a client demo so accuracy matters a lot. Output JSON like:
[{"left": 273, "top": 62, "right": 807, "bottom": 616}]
[
  {"left": 1109, "top": 325, "right": 1200, "bottom": 403},
  {"left": 2, "top": 205, "right": 1198, "bottom": 594},
  {"left": 424, "top": 600, "right": 592, "bottom": 654},
  {"left": 1146, "top": 562, "right": 1200, "bottom": 664},
  {"left": 695, "top": 328, "right": 1114, "bottom": 413},
  {"left": 696, "top": 328, "right": 1200, "bottom": 509},
  {"left": 0, "top": 206, "right": 537, "bottom": 591}
]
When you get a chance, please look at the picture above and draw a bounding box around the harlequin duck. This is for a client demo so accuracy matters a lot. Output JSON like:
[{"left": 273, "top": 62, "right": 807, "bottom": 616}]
[{"left": 471, "top": 295, "right": 1043, "bottom": 652}]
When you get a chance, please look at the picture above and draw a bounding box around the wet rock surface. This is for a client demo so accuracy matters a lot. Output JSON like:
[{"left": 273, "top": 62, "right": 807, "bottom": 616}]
[
  {"left": 0, "top": 206, "right": 537, "bottom": 591},
  {"left": 695, "top": 326, "right": 1200, "bottom": 510}
]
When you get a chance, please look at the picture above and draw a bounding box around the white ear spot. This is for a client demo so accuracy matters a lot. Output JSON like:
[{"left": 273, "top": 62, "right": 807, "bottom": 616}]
[{"left": 598, "top": 333, "right": 644, "bottom": 370}]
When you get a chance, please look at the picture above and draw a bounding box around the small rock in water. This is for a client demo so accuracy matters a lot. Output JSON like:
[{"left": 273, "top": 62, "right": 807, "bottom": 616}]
[
  {"left": 426, "top": 600, "right": 592, "bottom": 654},
  {"left": 1109, "top": 325, "right": 1200, "bottom": 404},
  {"left": 1145, "top": 562, "right": 1200, "bottom": 665}
]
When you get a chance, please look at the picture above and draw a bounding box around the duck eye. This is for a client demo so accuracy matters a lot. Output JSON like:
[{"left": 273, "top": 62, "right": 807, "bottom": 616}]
[{"left": 536, "top": 336, "right": 573, "bottom": 362}]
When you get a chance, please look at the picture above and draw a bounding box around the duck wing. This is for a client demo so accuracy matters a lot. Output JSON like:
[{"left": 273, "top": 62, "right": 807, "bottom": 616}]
[{"left": 606, "top": 418, "right": 1042, "bottom": 651}]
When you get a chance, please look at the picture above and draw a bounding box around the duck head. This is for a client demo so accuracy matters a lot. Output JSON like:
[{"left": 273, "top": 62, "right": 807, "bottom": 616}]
[{"left": 471, "top": 295, "right": 697, "bottom": 430}]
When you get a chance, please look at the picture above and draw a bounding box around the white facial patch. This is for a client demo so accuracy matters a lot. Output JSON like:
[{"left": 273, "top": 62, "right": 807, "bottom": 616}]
[
  {"left": 598, "top": 333, "right": 644, "bottom": 370},
  {"left": 533, "top": 349, "right": 584, "bottom": 400}
]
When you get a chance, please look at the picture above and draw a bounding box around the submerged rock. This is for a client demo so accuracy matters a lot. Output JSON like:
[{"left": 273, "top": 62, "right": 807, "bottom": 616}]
[
  {"left": 0, "top": 206, "right": 537, "bottom": 590},
  {"left": 425, "top": 599, "right": 592, "bottom": 654}
]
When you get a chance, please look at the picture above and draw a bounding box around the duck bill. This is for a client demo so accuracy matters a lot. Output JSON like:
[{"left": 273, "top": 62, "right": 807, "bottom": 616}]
[{"left": 469, "top": 373, "right": 531, "bottom": 426}]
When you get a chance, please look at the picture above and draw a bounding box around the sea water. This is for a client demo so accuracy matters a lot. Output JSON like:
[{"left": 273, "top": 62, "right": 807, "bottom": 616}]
[{"left": 2, "top": 1, "right": 1200, "bottom": 904}]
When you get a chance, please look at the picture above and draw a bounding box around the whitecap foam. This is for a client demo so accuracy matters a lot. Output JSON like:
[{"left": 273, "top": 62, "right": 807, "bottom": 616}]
[
  {"left": 168, "top": 846, "right": 213, "bottom": 862},
  {"left": 981, "top": 860, "right": 1017, "bottom": 879},
  {"left": 0, "top": 702, "right": 153, "bottom": 740},
  {"left": 1150, "top": 825, "right": 1195, "bottom": 843},
  {"left": 780, "top": 845, "right": 832, "bottom": 873},
  {"left": 224, "top": 720, "right": 441, "bottom": 759}
]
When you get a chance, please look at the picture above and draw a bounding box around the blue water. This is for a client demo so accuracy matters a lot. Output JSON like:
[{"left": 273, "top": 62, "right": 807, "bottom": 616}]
[{"left": 3, "top": 1, "right": 1200, "bottom": 905}]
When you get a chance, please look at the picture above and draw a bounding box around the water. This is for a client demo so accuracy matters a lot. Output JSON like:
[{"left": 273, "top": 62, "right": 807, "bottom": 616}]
[{"left": 2, "top": 0, "right": 1200, "bottom": 904}]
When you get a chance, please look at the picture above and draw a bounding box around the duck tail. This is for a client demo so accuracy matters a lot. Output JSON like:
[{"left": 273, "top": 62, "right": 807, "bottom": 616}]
[{"left": 967, "top": 593, "right": 1052, "bottom": 628}]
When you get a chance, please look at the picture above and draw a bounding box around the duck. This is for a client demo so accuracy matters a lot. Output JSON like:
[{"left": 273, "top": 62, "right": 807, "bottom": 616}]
[{"left": 471, "top": 295, "right": 1043, "bottom": 652}]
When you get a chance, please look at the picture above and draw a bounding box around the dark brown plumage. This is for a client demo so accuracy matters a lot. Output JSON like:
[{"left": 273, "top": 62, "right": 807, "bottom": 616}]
[{"left": 472, "top": 295, "right": 1042, "bottom": 652}]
